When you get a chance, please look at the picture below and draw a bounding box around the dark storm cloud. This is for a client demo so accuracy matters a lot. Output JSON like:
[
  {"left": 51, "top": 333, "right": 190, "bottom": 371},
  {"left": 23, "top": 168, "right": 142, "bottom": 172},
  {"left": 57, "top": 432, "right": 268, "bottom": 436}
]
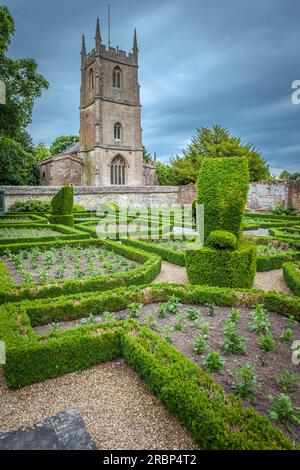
[{"left": 5, "top": 0, "right": 300, "bottom": 173}]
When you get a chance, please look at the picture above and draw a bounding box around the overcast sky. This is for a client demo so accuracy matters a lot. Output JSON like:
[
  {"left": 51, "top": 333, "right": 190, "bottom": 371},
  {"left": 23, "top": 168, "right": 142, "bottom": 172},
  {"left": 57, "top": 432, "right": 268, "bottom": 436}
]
[{"left": 5, "top": 0, "right": 300, "bottom": 174}]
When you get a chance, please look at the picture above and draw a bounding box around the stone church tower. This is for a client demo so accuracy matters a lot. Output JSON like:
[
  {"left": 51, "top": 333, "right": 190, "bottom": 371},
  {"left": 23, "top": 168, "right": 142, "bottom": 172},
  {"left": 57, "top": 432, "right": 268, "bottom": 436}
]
[{"left": 80, "top": 19, "right": 144, "bottom": 186}]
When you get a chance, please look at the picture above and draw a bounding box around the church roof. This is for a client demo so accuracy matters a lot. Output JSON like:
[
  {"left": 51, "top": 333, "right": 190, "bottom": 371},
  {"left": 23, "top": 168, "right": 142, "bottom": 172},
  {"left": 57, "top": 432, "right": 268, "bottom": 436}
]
[{"left": 61, "top": 142, "right": 80, "bottom": 155}]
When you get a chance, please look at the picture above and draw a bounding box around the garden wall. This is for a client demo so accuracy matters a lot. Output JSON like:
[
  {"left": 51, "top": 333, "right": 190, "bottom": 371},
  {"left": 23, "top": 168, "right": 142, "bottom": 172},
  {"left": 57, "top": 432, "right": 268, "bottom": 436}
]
[{"left": 0, "top": 181, "right": 299, "bottom": 211}]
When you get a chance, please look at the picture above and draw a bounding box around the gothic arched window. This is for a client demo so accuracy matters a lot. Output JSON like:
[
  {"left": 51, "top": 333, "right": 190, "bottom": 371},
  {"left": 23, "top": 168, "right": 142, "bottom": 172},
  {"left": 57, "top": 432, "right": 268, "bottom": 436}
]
[
  {"left": 114, "top": 122, "right": 122, "bottom": 141},
  {"left": 89, "top": 68, "right": 94, "bottom": 92},
  {"left": 110, "top": 155, "right": 126, "bottom": 185},
  {"left": 113, "top": 66, "right": 122, "bottom": 89}
]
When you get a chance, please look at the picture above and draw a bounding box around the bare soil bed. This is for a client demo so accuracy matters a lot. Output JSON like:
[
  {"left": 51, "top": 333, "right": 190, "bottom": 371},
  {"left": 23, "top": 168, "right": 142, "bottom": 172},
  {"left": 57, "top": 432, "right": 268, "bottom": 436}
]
[
  {"left": 2, "top": 246, "right": 139, "bottom": 284},
  {"left": 35, "top": 302, "right": 300, "bottom": 443},
  {"left": 0, "top": 360, "right": 198, "bottom": 450}
]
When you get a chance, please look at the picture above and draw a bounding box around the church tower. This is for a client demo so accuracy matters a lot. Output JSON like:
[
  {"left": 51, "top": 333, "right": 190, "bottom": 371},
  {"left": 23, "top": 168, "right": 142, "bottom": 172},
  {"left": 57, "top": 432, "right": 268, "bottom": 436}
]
[{"left": 79, "top": 19, "right": 144, "bottom": 186}]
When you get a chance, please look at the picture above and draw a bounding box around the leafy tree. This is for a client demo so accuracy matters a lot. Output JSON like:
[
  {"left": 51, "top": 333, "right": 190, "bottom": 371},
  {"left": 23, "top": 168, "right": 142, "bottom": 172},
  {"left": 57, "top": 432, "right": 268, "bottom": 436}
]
[
  {"left": 280, "top": 170, "right": 300, "bottom": 180},
  {"left": 156, "top": 161, "right": 177, "bottom": 186},
  {"left": 0, "top": 6, "right": 48, "bottom": 185},
  {"left": 0, "top": 6, "right": 49, "bottom": 145},
  {"left": 50, "top": 135, "right": 79, "bottom": 155},
  {"left": 32, "top": 143, "right": 50, "bottom": 162},
  {"left": 170, "top": 125, "right": 270, "bottom": 184},
  {"left": 0, "top": 137, "right": 39, "bottom": 185}
]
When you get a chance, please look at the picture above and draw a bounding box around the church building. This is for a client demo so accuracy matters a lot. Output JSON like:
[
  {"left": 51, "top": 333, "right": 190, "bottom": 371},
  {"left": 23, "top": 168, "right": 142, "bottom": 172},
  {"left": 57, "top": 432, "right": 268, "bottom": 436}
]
[{"left": 39, "top": 19, "right": 157, "bottom": 187}]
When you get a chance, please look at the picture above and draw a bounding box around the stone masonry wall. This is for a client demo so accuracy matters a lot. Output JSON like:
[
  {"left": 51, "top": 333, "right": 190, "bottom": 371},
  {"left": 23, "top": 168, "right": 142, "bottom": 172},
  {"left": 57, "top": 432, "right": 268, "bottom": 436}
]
[{"left": 1, "top": 182, "right": 299, "bottom": 212}]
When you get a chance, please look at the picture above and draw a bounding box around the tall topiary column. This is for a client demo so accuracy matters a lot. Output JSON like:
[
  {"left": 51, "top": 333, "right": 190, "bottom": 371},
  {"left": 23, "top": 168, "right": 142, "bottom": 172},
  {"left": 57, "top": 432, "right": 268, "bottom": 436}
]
[
  {"left": 48, "top": 186, "right": 74, "bottom": 227},
  {"left": 186, "top": 157, "right": 257, "bottom": 288}
]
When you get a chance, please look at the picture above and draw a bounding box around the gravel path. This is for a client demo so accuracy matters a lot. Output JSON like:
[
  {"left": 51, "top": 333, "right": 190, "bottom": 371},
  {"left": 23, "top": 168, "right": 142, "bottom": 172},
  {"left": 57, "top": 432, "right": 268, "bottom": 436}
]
[
  {"left": 153, "top": 261, "right": 188, "bottom": 284},
  {"left": 254, "top": 269, "right": 292, "bottom": 294},
  {"left": 0, "top": 360, "right": 198, "bottom": 450}
]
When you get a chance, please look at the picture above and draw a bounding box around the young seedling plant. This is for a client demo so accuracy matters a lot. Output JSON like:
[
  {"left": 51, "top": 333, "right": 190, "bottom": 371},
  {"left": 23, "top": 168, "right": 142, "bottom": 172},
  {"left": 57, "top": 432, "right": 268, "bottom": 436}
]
[
  {"left": 275, "top": 369, "right": 300, "bottom": 394},
  {"left": 202, "top": 351, "right": 225, "bottom": 374},
  {"left": 268, "top": 394, "right": 300, "bottom": 429},
  {"left": 232, "top": 362, "right": 260, "bottom": 400}
]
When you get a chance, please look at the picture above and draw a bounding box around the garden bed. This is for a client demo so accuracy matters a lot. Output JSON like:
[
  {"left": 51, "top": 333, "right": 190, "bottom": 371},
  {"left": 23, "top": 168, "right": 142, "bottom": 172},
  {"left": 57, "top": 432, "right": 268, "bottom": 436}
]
[
  {"left": 0, "top": 239, "right": 161, "bottom": 303},
  {"left": 3, "top": 245, "right": 140, "bottom": 285},
  {"left": 0, "top": 224, "right": 88, "bottom": 245},
  {"left": 34, "top": 300, "right": 300, "bottom": 443}
]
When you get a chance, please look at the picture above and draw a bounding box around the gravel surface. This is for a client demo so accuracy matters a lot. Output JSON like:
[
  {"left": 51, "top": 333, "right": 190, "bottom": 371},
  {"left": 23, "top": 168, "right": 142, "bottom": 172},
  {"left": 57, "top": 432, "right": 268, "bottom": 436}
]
[
  {"left": 153, "top": 261, "right": 188, "bottom": 284},
  {"left": 254, "top": 269, "right": 292, "bottom": 294},
  {"left": 0, "top": 360, "right": 198, "bottom": 450}
]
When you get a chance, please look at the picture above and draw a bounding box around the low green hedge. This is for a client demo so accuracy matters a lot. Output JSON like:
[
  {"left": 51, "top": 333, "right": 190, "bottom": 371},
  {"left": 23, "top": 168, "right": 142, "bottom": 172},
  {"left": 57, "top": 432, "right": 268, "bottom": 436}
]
[
  {"left": 18, "top": 281, "right": 300, "bottom": 330},
  {"left": 75, "top": 217, "right": 170, "bottom": 240},
  {"left": 0, "top": 238, "right": 161, "bottom": 303},
  {"left": 269, "top": 226, "right": 300, "bottom": 241},
  {"left": 0, "top": 291, "right": 293, "bottom": 449},
  {"left": 186, "top": 240, "right": 257, "bottom": 288},
  {"left": 121, "top": 236, "right": 189, "bottom": 266},
  {"left": 0, "top": 213, "right": 47, "bottom": 223},
  {"left": 283, "top": 261, "right": 300, "bottom": 296},
  {"left": 0, "top": 223, "right": 88, "bottom": 245},
  {"left": 245, "top": 235, "right": 300, "bottom": 271}
]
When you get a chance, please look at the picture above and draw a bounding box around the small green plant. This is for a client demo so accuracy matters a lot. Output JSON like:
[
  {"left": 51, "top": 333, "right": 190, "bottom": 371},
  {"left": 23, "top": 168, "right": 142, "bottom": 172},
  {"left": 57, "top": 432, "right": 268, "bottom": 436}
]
[
  {"left": 162, "top": 324, "right": 174, "bottom": 343},
  {"left": 145, "top": 314, "right": 158, "bottom": 331},
  {"left": 56, "top": 267, "right": 65, "bottom": 279},
  {"left": 268, "top": 394, "right": 300, "bottom": 427},
  {"left": 258, "top": 332, "right": 276, "bottom": 352},
  {"left": 21, "top": 270, "right": 33, "bottom": 284},
  {"left": 39, "top": 268, "right": 48, "bottom": 283},
  {"left": 186, "top": 307, "right": 199, "bottom": 321},
  {"left": 232, "top": 363, "right": 260, "bottom": 399},
  {"left": 229, "top": 307, "right": 240, "bottom": 324},
  {"left": 165, "top": 295, "right": 182, "bottom": 315},
  {"left": 44, "top": 251, "right": 54, "bottom": 267},
  {"left": 174, "top": 312, "right": 185, "bottom": 332},
  {"left": 51, "top": 322, "right": 61, "bottom": 333},
  {"left": 158, "top": 304, "right": 167, "bottom": 319},
  {"left": 205, "top": 303, "right": 216, "bottom": 317},
  {"left": 276, "top": 369, "right": 299, "bottom": 394},
  {"left": 103, "top": 312, "right": 115, "bottom": 322},
  {"left": 128, "top": 303, "right": 143, "bottom": 318},
  {"left": 286, "top": 315, "right": 298, "bottom": 328},
  {"left": 223, "top": 321, "right": 246, "bottom": 355},
  {"left": 81, "top": 313, "right": 97, "bottom": 325},
  {"left": 193, "top": 333, "right": 209, "bottom": 355},
  {"left": 202, "top": 351, "right": 225, "bottom": 373},
  {"left": 280, "top": 328, "right": 294, "bottom": 344},
  {"left": 249, "top": 304, "right": 271, "bottom": 334}
]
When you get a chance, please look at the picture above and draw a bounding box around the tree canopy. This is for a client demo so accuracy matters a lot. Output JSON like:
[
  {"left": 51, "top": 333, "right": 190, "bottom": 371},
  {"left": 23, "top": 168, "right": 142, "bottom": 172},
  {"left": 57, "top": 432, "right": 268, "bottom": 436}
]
[
  {"left": 0, "top": 5, "right": 49, "bottom": 185},
  {"left": 167, "top": 125, "right": 270, "bottom": 185},
  {"left": 50, "top": 135, "right": 79, "bottom": 156}
]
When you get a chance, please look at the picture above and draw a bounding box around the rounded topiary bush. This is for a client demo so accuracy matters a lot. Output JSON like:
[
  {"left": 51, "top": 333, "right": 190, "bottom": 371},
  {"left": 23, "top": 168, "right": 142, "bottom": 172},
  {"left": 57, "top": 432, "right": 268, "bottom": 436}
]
[{"left": 207, "top": 230, "right": 237, "bottom": 250}]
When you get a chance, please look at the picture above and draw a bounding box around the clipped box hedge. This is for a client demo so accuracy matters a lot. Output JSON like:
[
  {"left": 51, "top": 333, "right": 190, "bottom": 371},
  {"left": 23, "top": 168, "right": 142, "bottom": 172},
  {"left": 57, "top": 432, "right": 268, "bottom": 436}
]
[
  {"left": 283, "top": 261, "right": 300, "bottom": 296},
  {"left": 0, "top": 285, "right": 295, "bottom": 449},
  {"left": 197, "top": 157, "right": 249, "bottom": 240},
  {"left": 0, "top": 238, "right": 161, "bottom": 303},
  {"left": 245, "top": 235, "right": 300, "bottom": 271},
  {"left": 0, "top": 213, "right": 47, "bottom": 223},
  {"left": 186, "top": 240, "right": 257, "bottom": 288},
  {"left": 0, "top": 223, "right": 88, "bottom": 246}
]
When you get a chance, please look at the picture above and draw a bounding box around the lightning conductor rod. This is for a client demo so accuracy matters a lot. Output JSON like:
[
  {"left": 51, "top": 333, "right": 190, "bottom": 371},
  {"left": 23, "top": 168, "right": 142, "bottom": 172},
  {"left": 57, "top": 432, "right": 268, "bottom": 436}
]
[{"left": 108, "top": 4, "right": 111, "bottom": 48}]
